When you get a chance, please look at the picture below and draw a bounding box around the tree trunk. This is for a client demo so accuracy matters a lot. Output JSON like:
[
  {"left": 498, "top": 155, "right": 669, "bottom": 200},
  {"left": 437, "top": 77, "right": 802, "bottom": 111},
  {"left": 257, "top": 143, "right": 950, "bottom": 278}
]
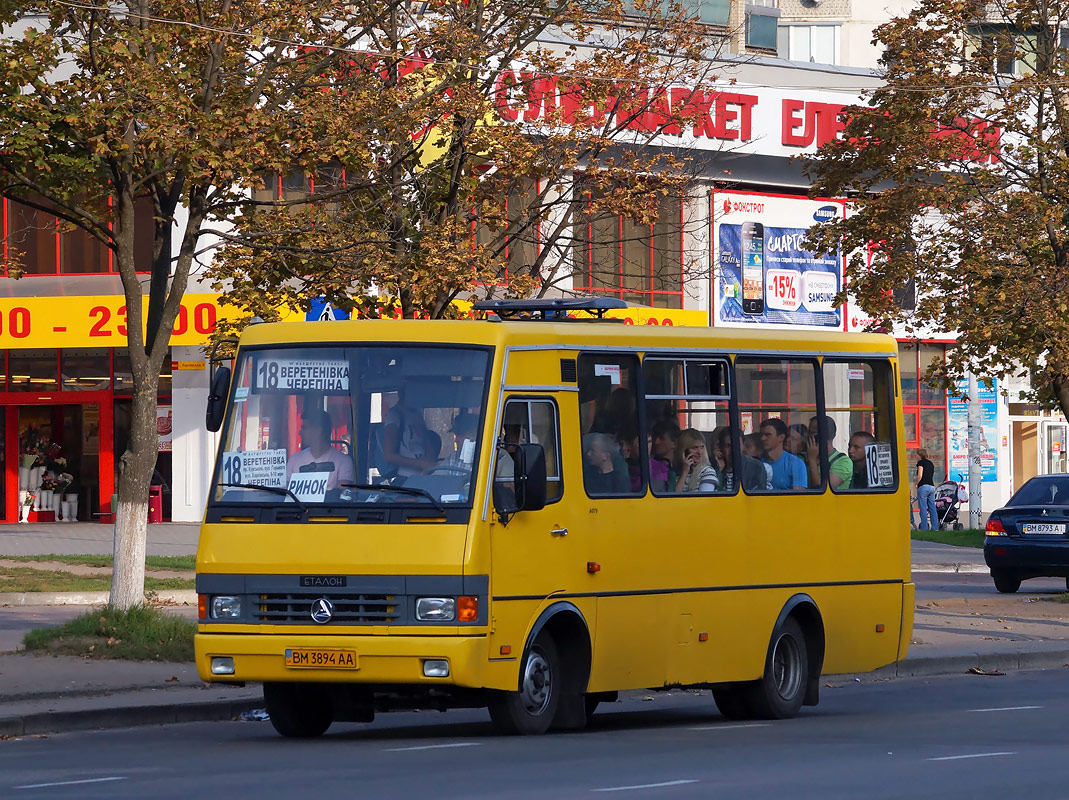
[{"left": 110, "top": 376, "right": 161, "bottom": 608}]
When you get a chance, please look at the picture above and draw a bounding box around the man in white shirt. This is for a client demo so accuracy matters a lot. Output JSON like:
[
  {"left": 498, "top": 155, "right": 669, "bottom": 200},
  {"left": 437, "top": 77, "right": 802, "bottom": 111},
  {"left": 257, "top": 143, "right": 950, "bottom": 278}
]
[{"left": 286, "top": 409, "right": 354, "bottom": 491}]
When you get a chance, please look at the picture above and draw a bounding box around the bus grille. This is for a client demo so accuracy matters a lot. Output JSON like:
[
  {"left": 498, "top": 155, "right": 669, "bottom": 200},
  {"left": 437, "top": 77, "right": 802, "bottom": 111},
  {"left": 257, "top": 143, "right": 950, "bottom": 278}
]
[{"left": 255, "top": 593, "right": 399, "bottom": 624}]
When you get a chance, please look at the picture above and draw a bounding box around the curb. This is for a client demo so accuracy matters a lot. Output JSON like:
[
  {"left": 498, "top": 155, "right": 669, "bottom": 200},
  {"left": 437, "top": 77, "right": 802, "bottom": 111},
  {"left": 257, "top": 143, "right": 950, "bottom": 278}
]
[
  {"left": 911, "top": 564, "right": 988, "bottom": 575},
  {"left": 0, "top": 696, "right": 264, "bottom": 737},
  {"left": 0, "top": 590, "right": 197, "bottom": 607},
  {"left": 827, "top": 647, "right": 1069, "bottom": 683}
]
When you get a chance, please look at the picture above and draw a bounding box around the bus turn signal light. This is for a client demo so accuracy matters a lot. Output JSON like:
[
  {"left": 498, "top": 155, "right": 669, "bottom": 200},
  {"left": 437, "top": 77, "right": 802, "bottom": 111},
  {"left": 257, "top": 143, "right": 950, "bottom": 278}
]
[
  {"left": 587, "top": 562, "right": 601, "bottom": 573},
  {"left": 457, "top": 596, "right": 478, "bottom": 622},
  {"left": 198, "top": 594, "right": 207, "bottom": 620}
]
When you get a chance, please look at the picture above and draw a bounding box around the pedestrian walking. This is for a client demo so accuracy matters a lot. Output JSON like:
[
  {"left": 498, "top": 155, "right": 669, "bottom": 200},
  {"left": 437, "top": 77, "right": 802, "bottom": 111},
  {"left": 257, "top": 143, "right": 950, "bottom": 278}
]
[{"left": 915, "top": 448, "right": 937, "bottom": 530}]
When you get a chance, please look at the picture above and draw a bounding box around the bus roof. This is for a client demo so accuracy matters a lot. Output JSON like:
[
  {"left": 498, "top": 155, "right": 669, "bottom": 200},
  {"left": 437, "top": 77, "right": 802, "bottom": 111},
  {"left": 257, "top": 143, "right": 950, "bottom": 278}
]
[{"left": 237, "top": 317, "right": 898, "bottom": 356}]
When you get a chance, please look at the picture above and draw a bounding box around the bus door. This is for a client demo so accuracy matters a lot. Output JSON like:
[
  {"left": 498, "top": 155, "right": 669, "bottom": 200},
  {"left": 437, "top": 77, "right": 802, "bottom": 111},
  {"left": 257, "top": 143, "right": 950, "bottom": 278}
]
[{"left": 488, "top": 395, "right": 586, "bottom": 638}]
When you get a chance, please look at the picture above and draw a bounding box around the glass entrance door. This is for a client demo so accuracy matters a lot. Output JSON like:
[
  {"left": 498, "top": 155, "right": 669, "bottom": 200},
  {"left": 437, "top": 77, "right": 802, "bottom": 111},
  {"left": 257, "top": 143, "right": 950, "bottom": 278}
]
[{"left": 1044, "top": 422, "right": 1067, "bottom": 474}]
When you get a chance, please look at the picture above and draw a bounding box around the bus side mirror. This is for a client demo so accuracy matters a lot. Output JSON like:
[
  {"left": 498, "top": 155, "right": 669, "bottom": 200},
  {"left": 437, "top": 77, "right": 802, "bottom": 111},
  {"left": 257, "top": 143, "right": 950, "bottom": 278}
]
[
  {"left": 492, "top": 443, "right": 547, "bottom": 522},
  {"left": 205, "top": 365, "right": 231, "bottom": 432}
]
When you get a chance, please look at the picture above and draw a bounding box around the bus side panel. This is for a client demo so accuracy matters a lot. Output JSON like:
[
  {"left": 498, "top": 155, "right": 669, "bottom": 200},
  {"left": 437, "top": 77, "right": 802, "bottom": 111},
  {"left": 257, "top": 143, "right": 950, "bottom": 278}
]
[
  {"left": 898, "top": 581, "right": 915, "bottom": 662},
  {"left": 586, "top": 594, "right": 672, "bottom": 691},
  {"left": 482, "top": 597, "right": 598, "bottom": 692},
  {"left": 815, "top": 582, "right": 905, "bottom": 674}
]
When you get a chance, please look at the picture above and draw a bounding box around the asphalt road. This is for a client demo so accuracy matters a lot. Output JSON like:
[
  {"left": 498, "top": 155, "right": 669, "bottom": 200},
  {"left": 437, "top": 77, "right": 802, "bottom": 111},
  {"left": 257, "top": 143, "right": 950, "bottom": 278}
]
[{"left": 3, "top": 670, "right": 1067, "bottom": 799}]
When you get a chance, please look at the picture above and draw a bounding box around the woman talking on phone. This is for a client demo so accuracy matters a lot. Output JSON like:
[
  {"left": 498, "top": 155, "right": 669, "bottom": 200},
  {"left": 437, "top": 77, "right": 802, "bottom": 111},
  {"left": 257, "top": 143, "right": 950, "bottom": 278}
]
[{"left": 674, "top": 428, "right": 720, "bottom": 493}]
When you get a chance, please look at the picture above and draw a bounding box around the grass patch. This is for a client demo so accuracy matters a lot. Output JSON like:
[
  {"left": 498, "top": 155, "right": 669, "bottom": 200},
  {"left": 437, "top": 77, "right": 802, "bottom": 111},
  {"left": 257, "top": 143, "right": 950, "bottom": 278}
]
[
  {"left": 911, "top": 529, "right": 986, "bottom": 548},
  {"left": 0, "top": 566, "right": 193, "bottom": 593},
  {"left": 3, "top": 554, "right": 195, "bottom": 571},
  {"left": 22, "top": 605, "right": 195, "bottom": 661}
]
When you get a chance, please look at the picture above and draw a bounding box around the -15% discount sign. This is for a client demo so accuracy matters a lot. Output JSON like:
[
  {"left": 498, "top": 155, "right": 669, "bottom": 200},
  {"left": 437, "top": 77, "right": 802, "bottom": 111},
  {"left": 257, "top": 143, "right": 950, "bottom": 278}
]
[{"left": 765, "top": 269, "right": 802, "bottom": 312}]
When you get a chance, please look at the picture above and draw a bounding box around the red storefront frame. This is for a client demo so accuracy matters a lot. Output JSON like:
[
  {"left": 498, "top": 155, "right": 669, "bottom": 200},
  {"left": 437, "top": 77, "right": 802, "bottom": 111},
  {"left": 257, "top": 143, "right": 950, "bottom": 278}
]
[{"left": 2, "top": 389, "right": 114, "bottom": 523}]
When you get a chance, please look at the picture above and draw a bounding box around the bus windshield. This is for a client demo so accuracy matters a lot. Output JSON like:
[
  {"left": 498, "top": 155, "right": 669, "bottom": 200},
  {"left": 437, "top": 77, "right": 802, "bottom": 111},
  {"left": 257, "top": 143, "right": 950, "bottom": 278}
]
[{"left": 212, "top": 344, "right": 491, "bottom": 510}]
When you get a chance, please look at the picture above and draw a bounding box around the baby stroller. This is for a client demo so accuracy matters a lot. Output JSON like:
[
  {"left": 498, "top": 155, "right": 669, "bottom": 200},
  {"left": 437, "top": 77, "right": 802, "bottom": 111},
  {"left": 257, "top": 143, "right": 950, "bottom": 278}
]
[{"left": 933, "top": 478, "right": 965, "bottom": 530}]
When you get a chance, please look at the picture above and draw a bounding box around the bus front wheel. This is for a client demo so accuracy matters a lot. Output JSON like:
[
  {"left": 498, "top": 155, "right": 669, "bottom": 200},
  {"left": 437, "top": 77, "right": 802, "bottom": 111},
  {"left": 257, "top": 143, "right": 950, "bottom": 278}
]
[
  {"left": 488, "top": 636, "right": 560, "bottom": 735},
  {"left": 744, "top": 617, "right": 808, "bottom": 720},
  {"left": 263, "top": 682, "right": 333, "bottom": 738}
]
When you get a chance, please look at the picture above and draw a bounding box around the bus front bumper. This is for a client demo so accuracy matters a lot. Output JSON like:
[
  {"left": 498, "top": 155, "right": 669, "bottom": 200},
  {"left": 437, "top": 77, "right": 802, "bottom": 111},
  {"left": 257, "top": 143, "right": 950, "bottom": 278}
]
[{"left": 195, "top": 632, "right": 488, "bottom": 686}]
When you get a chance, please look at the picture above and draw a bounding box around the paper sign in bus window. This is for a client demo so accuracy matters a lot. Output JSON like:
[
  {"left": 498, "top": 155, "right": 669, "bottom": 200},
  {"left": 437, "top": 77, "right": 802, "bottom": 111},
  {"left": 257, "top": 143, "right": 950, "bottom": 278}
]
[
  {"left": 254, "top": 358, "right": 350, "bottom": 393},
  {"left": 221, "top": 449, "right": 287, "bottom": 487},
  {"left": 287, "top": 471, "right": 331, "bottom": 502},
  {"left": 593, "top": 364, "right": 622, "bottom": 385},
  {"left": 864, "top": 442, "right": 895, "bottom": 488}
]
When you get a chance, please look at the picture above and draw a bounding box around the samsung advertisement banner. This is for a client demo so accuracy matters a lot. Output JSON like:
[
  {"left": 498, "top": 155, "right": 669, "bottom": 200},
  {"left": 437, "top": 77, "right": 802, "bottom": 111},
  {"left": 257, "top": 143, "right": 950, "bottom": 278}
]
[{"left": 713, "top": 191, "right": 845, "bottom": 330}]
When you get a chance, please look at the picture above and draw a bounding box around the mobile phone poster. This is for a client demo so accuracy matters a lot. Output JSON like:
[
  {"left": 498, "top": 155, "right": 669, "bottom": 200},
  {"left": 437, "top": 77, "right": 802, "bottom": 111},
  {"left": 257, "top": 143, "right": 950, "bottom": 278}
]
[
  {"left": 947, "top": 379, "right": 998, "bottom": 482},
  {"left": 713, "top": 191, "right": 845, "bottom": 329}
]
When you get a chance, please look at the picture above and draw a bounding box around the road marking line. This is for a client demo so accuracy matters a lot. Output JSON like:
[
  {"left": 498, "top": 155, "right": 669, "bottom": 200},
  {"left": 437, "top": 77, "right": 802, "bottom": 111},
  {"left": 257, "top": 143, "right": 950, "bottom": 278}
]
[
  {"left": 967, "top": 706, "right": 1042, "bottom": 713},
  {"left": 927, "top": 752, "right": 1016, "bottom": 762},
  {"left": 383, "top": 742, "right": 481, "bottom": 752},
  {"left": 689, "top": 723, "right": 770, "bottom": 731},
  {"left": 592, "top": 780, "right": 699, "bottom": 792},
  {"left": 15, "top": 777, "right": 126, "bottom": 790}
]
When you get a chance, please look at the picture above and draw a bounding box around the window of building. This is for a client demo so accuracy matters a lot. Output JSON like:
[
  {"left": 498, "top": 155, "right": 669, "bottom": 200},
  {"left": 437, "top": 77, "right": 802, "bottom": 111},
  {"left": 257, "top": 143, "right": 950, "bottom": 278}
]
[
  {"left": 746, "top": 6, "right": 779, "bottom": 50},
  {"left": 644, "top": 357, "right": 732, "bottom": 495},
  {"left": 114, "top": 348, "right": 172, "bottom": 395},
  {"left": 823, "top": 360, "right": 898, "bottom": 492},
  {"left": 61, "top": 349, "right": 112, "bottom": 392},
  {"left": 735, "top": 358, "right": 817, "bottom": 493},
  {"left": 899, "top": 341, "right": 948, "bottom": 483},
  {"left": 2, "top": 196, "right": 154, "bottom": 275},
  {"left": 777, "top": 24, "right": 840, "bottom": 65},
  {"left": 9, "top": 349, "right": 59, "bottom": 392},
  {"left": 474, "top": 181, "right": 539, "bottom": 280},
  {"left": 572, "top": 186, "right": 684, "bottom": 309},
  {"left": 578, "top": 353, "right": 643, "bottom": 497}
]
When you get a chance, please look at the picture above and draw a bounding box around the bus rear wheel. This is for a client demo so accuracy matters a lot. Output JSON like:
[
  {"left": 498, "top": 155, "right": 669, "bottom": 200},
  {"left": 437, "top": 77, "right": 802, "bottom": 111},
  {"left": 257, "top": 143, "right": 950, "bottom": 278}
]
[
  {"left": 263, "top": 682, "right": 333, "bottom": 738},
  {"left": 488, "top": 636, "right": 560, "bottom": 735},
  {"left": 744, "top": 617, "right": 808, "bottom": 720}
]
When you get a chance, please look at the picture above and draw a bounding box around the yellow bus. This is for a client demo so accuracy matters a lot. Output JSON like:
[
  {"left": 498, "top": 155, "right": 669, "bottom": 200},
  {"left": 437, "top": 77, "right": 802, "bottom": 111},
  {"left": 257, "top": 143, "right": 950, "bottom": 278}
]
[{"left": 196, "top": 298, "right": 913, "bottom": 737}]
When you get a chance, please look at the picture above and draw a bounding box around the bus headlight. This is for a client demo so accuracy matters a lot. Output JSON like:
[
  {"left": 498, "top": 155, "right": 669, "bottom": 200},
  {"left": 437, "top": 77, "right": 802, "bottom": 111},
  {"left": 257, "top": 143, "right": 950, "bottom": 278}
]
[
  {"left": 415, "top": 597, "right": 455, "bottom": 621},
  {"left": 211, "top": 596, "right": 242, "bottom": 619}
]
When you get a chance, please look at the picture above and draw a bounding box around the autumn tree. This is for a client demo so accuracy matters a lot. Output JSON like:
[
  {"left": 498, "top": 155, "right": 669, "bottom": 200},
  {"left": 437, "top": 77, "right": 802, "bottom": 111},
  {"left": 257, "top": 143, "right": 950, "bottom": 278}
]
[
  {"left": 806, "top": 0, "right": 1069, "bottom": 415},
  {"left": 206, "top": 0, "right": 734, "bottom": 325},
  {"left": 0, "top": 2, "right": 465, "bottom": 607}
]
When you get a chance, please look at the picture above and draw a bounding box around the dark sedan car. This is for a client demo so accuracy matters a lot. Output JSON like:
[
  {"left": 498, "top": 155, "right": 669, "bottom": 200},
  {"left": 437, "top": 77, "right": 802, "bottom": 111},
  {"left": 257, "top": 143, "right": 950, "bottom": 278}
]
[{"left": 984, "top": 475, "right": 1069, "bottom": 593}]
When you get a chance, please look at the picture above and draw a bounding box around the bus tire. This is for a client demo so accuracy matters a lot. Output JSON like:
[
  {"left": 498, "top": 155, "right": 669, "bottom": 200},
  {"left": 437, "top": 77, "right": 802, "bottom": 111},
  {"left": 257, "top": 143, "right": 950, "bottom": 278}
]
[
  {"left": 263, "top": 682, "right": 333, "bottom": 738},
  {"left": 992, "top": 570, "right": 1021, "bottom": 594},
  {"left": 744, "top": 616, "right": 808, "bottom": 720},
  {"left": 712, "top": 685, "right": 752, "bottom": 720},
  {"left": 488, "top": 635, "right": 560, "bottom": 735}
]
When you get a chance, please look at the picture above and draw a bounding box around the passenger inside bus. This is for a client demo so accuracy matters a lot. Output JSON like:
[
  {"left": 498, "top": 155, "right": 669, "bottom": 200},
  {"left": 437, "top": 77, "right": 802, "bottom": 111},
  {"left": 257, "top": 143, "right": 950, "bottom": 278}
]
[
  {"left": 759, "top": 418, "right": 807, "bottom": 491},
  {"left": 648, "top": 419, "right": 679, "bottom": 492},
  {"left": 787, "top": 423, "right": 809, "bottom": 462},
  {"left": 715, "top": 427, "right": 766, "bottom": 493},
  {"left": 382, "top": 384, "right": 438, "bottom": 478},
  {"left": 285, "top": 408, "right": 355, "bottom": 491},
  {"left": 616, "top": 426, "right": 643, "bottom": 492},
  {"left": 805, "top": 417, "right": 852, "bottom": 490},
  {"left": 583, "top": 433, "right": 630, "bottom": 495},
  {"left": 847, "top": 430, "right": 876, "bottom": 489},
  {"left": 673, "top": 428, "right": 719, "bottom": 493}
]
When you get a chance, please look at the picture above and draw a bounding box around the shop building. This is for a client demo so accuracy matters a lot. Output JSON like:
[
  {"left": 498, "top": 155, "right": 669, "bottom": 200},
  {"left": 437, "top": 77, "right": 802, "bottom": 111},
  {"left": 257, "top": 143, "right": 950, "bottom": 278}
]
[{"left": 0, "top": 230, "right": 220, "bottom": 522}]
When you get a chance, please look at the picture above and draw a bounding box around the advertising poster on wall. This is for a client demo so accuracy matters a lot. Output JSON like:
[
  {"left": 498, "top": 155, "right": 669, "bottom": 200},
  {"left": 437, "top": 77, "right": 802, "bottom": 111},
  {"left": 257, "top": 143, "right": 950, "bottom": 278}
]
[
  {"left": 156, "top": 406, "right": 173, "bottom": 453},
  {"left": 947, "top": 379, "right": 998, "bottom": 482},
  {"left": 713, "top": 191, "right": 845, "bottom": 330}
]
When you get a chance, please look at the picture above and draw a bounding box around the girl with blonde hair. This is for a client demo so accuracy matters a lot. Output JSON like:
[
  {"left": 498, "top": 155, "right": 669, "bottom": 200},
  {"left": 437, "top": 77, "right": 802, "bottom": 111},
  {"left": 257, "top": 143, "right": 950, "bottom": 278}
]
[{"left": 674, "top": 428, "right": 720, "bottom": 493}]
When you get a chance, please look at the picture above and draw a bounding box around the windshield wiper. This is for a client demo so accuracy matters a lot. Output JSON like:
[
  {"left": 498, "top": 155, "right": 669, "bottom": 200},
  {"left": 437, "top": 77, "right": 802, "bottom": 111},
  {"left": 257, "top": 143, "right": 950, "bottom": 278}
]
[
  {"left": 340, "top": 482, "right": 444, "bottom": 512},
  {"left": 219, "top": 482, "right": 307, "bottom": 513}
]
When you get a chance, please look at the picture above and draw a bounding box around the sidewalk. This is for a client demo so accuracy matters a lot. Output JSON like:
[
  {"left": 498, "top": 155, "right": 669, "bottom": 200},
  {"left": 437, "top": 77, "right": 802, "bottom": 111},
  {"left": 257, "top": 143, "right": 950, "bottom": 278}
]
[{"left": 3, "top": 534, "right": 1069, "bottom": 737}]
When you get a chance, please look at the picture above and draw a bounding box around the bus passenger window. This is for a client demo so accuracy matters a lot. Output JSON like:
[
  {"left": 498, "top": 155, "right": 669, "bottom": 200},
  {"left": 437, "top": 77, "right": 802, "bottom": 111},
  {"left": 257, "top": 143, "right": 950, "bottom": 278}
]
[
  {"left": 644, "top": 357, "right": 733, "bottom": 496},
  {"left": 735, "top": 359, "right": 819, "bottom": 493},
  {"left": 823, "top": 361, "right": 898, "bottom": 492},
  {"left": 578, "top": 354, "right": 643, "bottom": 497},
  {"left": 497, "top": 399, "right": 563, "bottom": 503}
]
